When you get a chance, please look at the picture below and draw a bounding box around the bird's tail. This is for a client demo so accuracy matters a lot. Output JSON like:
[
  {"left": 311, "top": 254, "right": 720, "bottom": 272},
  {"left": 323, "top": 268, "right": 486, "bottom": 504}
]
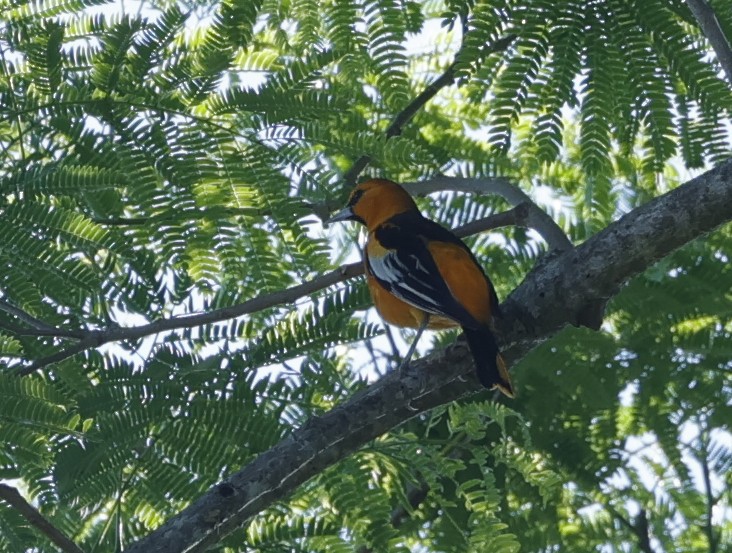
[{"left": 462, "top": 326, "right": 515, "bottom": 398}]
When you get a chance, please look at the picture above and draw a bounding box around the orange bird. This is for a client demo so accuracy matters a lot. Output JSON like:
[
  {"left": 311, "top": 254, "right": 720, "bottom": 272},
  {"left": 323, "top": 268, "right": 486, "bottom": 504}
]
[{"left": 327, "top": 178, "right": 514, "bottom": 397}]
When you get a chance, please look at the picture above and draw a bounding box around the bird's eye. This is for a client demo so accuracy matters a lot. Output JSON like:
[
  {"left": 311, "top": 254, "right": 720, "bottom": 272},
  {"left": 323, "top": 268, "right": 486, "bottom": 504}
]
[{"left": 348, "top": 189, "right": 365, "bottom": 206}]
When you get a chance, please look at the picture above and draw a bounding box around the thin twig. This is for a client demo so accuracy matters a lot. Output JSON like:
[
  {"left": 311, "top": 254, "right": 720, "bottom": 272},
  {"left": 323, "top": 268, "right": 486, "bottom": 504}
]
[
  {"left": 363, "top": 338, "right": 382, "bottom": 377},
  {"left": 341, "top": 34, "right": 516, "bottom": 188},
  {"left": 0, "top": 484, "right": 85, "bottom": 553},
  {"left": 15, "top": 340, "right": 97, "bottom": 377},
  {"left": 698, "top": 429, "right": 720, "bottom": 553},
  {"left": 356, "top": 483, "right": 429, "bottom": 553},
  {"left": 634, "top": 510, "right": 653, "bottom": 553},
  {"left": 607, "top": 504, "right": 655, "bottom": 553},
  {"left": 0, "top": 300, "right": 81, "bottom": 338},
  {"left": 0, "top": 324, "right": 82, "bottom": 339},
  {"left": 14, "top": 208, "right": 524, "bottom": 375},
  {"left": 0, "top": 319, "right": 46, "bottom": 337},
  {"left": 403, "top": 176, "right": 572, "bottom": 251},
  {"left": 455, "top": 202, "right": 529, "bottom": 237},
  {"left": 685, "top": 0, "right": 732, "bottom": 86},
  {"left": 383, "top": 326, "right": 401, "bottom": 370}
]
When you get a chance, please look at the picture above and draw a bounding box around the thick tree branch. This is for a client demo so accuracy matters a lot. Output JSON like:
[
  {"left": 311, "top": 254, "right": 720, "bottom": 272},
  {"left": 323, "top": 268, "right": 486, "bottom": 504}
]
[
  {"left": 0, "top": 484, "right": 84, "bottom": 553},
  {"left": 500, "top": 161, "right": 731, "bottom": 338},
  {"left": 13, "top": 206, "right": 525, "bottom": 376},
  {"left": 127, "top": 160, "right": 732, "bottom": 553},
  {"left": 685, "top": 0, "right": 732, "bottom": 85}
]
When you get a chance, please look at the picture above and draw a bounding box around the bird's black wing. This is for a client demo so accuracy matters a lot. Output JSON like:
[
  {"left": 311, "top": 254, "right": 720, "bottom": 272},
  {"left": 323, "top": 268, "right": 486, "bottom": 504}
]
[{"left": 367, "top": 212, "right": 481, "bottom": 327}]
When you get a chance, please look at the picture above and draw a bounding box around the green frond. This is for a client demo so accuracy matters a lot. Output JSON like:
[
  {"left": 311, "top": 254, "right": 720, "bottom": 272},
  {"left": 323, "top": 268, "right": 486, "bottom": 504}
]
[
  {"left": 1, "top": 163, "right": 120, "bottom": 195},
  {"left": 128, "top": 7, "right": 188, "bottom": 83},
  {"left": 289, "top": 123, "right": 435, "bottom": 170},
  {"left": 302, "top": 453, "right": 405, "bottom": 551},
  {"left": 260, "top": 49, "right": 342, "bottom": 93},
  {"left": 90, "top": 15, "right": 142, "bottom": 95},
  {"left": 531, "top": 0, "right": 584, "bottom": 162},
  {"left": 632, "top": 0, "right": 732, "bottom": 117},
  {"left": 707, "top": 437, "right": 732, "bottom": 475},
  {"left": 0, "top": 505, "right": 45, "bottom": 553},
  {"left": 488, "top": 5, "right": 552, "bottom": 153},
  {"left": 181, "top": 0, "right": 266, "bottom": 104},
  {"left": 578, "top": 32, "right": 615, "bottom": 179},
  {"left": 6, "top": 201, "right": 111, "bottom": 250},
  {"left": 677, "top": 94, "right": 732, "bottom": 168},
  {"left": 364, "top": 0, "right": 410, "bottom": 108},
  {"left": 197, "top": 0, "right": 264, "bottom": 59},
  {"left": 247, "top": 515, "right": 346, "bottom": 549},
  {"left": 291, "top": 0, "right": 323, "bottom": 47},
  {"left": 453, "top": 0, "right": 508, "bottom": 80},
  {"left": 458, "top": 476, "right": 518, "bottom": 552},
  {"left": 0, "top": 333, "right": 22, "bottom": 358},
  {"left": 0, "top": 231, "right": 100, "bottom": 305},
  {"left": 207, "top": 87, "right": 346, "bottom": 123},
  {"left": 24, "top": 19, "right": 64, "bottom": 97},
  {"left": 2, "top": 0, "right": 110, "bottom": 20},
  {"left": 326, "top": 0, "right": 368, "bottom": 53},
  {"left": 0, "top": 376, "right": 78, "bottom": 455},
  {"left": 53, "top": 351, "right": 291, "bottom": 529},
  {"left": 235, "top": 300, "right": 382, "bottom": 370}
]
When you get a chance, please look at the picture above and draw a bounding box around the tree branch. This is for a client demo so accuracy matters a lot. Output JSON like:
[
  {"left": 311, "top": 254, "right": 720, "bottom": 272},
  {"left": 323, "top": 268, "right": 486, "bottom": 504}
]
[
  {"left": 607, "top": 504, "right": 655, "bottom": 553},
  {"left": 698, "top": 428, "right": 720, "bottom": 553},
  {"left": 0, "top": 484, "right": 85, "bottom": 553},
  {"left": 15, "top": 340, "right": 97, "bottom": 377},
  {"left": 0, "top": 298, "right": 84, "bottom": 339},
  {"left": 402, "top": 176, "right": 572, "bottom": 251},
  {"left": 685, "top": 0, "right": 732, "bottom": 85},
  {"left": 126, "top": 160, "right": 732, "bottom": 553},
  {"left": 14, "top": 206, "right": 524, "bottom": 376},
  {"left": 341, "top": 34, "right": 516, "bottom": 188}
]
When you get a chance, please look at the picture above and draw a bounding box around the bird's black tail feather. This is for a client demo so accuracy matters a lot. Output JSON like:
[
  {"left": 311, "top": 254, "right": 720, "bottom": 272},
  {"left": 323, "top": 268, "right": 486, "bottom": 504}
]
[{"left": 462, "top": 326, "right": 515, "bottom": 398}]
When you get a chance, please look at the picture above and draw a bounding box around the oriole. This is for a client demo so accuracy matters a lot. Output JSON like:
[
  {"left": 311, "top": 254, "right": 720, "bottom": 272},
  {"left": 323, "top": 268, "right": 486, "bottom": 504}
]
[{"left": 327, "top": 178, "right": 514, "bottom": 397}]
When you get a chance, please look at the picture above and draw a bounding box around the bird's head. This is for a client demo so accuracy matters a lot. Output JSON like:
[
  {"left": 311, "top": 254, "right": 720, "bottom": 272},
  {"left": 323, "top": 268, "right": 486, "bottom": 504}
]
[{"left": 326, "top": 178, "right": 418, "bottom": 229}]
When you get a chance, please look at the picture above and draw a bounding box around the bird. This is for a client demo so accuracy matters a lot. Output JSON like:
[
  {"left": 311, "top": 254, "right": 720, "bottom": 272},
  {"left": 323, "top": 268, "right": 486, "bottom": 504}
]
[{"left": 327, "top": 178, "right": 514, "bottom": 397}]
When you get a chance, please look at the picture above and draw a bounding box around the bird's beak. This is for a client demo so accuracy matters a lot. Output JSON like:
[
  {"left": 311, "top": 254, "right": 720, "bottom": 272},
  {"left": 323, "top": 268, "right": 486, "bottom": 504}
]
[{"left": 325, "top": 206, "right": 355, "bottom": 224}]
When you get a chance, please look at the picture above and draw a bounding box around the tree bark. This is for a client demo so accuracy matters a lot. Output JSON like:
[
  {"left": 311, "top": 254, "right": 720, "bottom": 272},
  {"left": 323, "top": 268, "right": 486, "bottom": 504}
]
[{"left": 127, "top": 160, "right": 732, "bottom": 553}]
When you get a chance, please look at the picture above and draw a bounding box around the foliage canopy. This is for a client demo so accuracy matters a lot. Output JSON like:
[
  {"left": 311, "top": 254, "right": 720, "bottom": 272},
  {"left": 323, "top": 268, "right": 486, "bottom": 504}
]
[{"left": 0, "top": 0, "right": 730, "bottom": 551}]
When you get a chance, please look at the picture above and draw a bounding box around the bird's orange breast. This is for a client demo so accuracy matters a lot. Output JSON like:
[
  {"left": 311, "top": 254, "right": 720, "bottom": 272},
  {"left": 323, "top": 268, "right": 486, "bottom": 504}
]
[{"left": 364, "top": 264, "right": 457, "bottom": 330}]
